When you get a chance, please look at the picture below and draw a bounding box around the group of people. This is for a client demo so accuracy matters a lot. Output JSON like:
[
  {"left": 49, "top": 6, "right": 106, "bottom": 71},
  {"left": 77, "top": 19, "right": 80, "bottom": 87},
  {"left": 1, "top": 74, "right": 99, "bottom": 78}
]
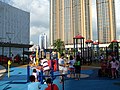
[
  {"left": 28, "top": 53, "right": 82, "bottom": 90},
  {"left": 28, "top": 52, "right": 120, "bottom": 90},
  {"left": 58, "top": 53, "right": 81, "bottom": 81},
  {"left": 100, "top": 54, "right": 120, "bottom": 79},
  {"left": 28, "top": 75, "right": 58, "bottom": 90},
  {"left": 28, "top": 55, "right": 59, "bottom": 90}
]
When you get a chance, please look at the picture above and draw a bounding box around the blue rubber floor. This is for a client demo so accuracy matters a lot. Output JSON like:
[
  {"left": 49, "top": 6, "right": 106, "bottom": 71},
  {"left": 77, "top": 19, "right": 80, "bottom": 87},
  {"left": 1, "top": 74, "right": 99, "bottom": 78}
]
[{"left": 0, "top": 66, "right": 120, "bottom": 90}]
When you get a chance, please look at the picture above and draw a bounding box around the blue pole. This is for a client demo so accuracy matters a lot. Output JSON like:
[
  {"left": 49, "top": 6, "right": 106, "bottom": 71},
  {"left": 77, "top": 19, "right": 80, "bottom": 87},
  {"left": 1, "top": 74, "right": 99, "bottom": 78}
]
[
  {"left": 51, "top": 59, "right": 54, "bottom": 81},
  {"left": 44, "top": 49, "right": 46, "bottom": 57},
  {"left": 41, "top": 70, "right": 44, "bottom": 84},
  {"left": 73, "top": 39, "right": 75, "bottom": 57},
  {"left": 27, "top": 65, "right": 30, "bottom": 82},
  {"left": 38, "top": 72, "right": 41, "bottom": 82},
  {"left": 62, "top": 76, "right": 64, "bottom": 90},
  {"left": 56, "top": 52, "right": 59, "bottom": 71}
]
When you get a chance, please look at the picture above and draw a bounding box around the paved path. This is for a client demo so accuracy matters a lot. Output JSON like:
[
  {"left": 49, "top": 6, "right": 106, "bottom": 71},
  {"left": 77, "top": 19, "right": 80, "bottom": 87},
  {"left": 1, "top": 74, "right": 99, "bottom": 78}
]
[
  {"left": 0, "top": 65, "right": 120, "bottom": 90},
  {"left": 0, "top": 65, "right": 6, "bottom": 79}
]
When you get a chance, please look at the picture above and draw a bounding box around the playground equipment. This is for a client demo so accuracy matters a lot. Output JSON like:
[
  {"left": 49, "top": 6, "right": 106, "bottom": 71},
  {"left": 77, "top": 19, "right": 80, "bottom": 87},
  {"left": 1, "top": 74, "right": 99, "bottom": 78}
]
[
  {"left": 39, "top": 70, "right": 66, "bottom": 90},
  {"left": 111, "top": 40, "right": 119, "bottom": 60},
  {"left": 39, "top": 56, "right": 66, "bottom": 90},
  {"left": 27, "top": 49, "right": 60, "bottom": 81},
  {"left": 27, "top": 49, "right": 67, "bottom": 90},
  {"left": 73, "top": 34, "right": 84, "bottom": 64},
  {"left": 85, "top": 39, "right": 93, "bottom": 64},
  {"left": 93, "top": 42, "right": 99, "bottom": 61}
]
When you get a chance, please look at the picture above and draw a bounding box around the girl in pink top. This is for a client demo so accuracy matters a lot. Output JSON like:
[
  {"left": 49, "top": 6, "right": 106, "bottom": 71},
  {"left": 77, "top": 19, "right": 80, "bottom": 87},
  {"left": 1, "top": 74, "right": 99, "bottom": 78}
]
[{"left": 110, "top": 59, "right": 117, "bottom": 79}]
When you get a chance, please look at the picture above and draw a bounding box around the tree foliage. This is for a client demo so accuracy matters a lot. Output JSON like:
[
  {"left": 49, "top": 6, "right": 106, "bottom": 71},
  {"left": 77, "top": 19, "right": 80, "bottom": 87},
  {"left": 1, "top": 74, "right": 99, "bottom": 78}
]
[
  {"left": 108, "top": 43, "right": 113, "bottom": 49},
  {"left": 53, "top": 39, "right": 65, "bottom": 54},
  {"left": 108, "top": 43, "right": 119, "bottom": 49}
]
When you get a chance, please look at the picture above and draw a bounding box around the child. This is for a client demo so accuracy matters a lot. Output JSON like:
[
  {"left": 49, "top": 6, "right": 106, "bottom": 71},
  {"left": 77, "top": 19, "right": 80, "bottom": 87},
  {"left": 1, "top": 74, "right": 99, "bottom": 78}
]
[
  {"left": 32, "top": 69, "right": 38, "bottom": 82},
  {"left": 68, "top": 55, "right": 75, "bottom": 78},
  {"left": 74, "top": 55, "right": 81, "bottom": 80}
]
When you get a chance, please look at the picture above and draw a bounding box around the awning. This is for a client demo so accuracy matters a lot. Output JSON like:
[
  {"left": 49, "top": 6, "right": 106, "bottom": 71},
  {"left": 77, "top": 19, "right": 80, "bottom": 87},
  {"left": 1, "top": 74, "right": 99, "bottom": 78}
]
[{"left": 0, "top": 42, "right": 33, "bottom": 48}]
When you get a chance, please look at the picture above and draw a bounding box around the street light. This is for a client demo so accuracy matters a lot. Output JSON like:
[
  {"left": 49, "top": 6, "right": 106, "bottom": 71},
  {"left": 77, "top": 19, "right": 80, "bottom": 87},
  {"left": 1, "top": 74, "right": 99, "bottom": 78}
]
[{"left": 6, "top": 32, "right": 14, "bottom": 59}]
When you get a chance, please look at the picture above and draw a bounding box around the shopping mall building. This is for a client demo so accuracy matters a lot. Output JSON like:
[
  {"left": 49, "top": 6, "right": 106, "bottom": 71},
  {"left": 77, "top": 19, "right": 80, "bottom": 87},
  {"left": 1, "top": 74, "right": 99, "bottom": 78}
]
[{"left": 0, "top": 1, "right": 32, "bottom": 58}]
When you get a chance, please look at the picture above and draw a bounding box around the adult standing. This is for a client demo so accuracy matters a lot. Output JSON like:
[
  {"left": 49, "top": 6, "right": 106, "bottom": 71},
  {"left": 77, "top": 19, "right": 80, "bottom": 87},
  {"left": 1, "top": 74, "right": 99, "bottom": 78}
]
[
  {"left": 28, "top": 75, "right": 41, "bottom": 90},
  {"left": 58, "top": 53, "right": 65, "bottom": 83}
]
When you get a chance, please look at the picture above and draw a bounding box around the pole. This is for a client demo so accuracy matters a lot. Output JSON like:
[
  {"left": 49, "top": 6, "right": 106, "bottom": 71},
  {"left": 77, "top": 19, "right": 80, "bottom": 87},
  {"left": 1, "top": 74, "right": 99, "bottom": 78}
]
[
  {"left": 8, "top": 60, "right": 11, "bottom": 78},
  {"left": 27, "top": 65, "right": 30, "bottom": 82},
  {"left": 56, "top": 52, "right": 59, "bottom": 71},
  {"left": 117, "top": 42, "right": 119, "bottom": 60},
  {"left": 40, "top": 70, "right": 44, "bottom": 84},
  {"left": 76, "top": 39, "right": 78, "bottom": 56},
  {"left": 62, "top": 75, "right": 64, "bottom": 90},
  {"left": 9, "top": 40, "right": 11, "bottom": 59},
  {"left": 73, "top": 39, "right": 75, "bottom": 57},
  {"left": 83, "top": 39, "right": 84, "bottom": 64},
  {"left": 80, "top": 39, "right": 82, "bottom": 64},
  {"left": 8, "top": 64, "right": 10, "bottom": 78}
]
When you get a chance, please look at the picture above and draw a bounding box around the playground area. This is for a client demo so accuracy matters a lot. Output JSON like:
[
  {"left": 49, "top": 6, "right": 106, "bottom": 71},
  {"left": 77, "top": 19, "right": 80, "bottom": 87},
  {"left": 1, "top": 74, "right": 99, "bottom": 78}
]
[
  {"left": 0, "top": 65, "right": 120, "bottom": 90},
  {"left": 0, "top": 36, "right": 120, "bottom": 90}
]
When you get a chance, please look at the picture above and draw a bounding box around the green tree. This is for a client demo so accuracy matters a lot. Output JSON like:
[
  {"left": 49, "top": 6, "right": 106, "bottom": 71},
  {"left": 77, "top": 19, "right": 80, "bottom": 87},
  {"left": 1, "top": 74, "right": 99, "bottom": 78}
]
[
  {"left": 53, "top": 39, "right": 65, "bottom": 54},
  {"left": 108, "top": 43, "right": 113, "bottom": 49}
]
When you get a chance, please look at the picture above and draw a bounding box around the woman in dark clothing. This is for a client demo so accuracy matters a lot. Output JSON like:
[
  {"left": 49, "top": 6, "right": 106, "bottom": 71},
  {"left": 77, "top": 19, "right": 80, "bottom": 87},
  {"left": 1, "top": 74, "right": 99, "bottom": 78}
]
[{"left": 74, "top": 55, "right": 81, "bottom": 80}]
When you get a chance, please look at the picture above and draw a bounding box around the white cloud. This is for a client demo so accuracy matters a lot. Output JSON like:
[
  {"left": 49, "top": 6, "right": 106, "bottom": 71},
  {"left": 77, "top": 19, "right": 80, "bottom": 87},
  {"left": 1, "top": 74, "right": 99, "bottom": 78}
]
[
  {"left": 30, "top": 26, "right": 48, "bottom": 36},
  {"left": 115, "top": 0, "right": 120, "bottom": 40},
  {"left": 8, "top": 0, "right": 49, "bottom": 44},
  {"left": 5, "top": 0, "right": 120, "bottom": 43}
]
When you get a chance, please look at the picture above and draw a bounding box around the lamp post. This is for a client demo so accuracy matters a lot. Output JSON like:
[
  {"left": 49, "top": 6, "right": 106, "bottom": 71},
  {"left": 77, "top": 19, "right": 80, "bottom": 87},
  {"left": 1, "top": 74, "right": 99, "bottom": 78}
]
[{"left": 6, "top": 32, "right": 14, "bottom": 59}]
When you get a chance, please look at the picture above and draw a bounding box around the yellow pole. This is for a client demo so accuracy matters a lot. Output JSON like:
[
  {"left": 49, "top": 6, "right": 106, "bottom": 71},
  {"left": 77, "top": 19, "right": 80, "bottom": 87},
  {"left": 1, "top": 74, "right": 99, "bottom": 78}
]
[
  {"left": 36, "top": 49, "right": 39, "bottom": 66},
  {"left": 58, "top": 52, "right": 60, "bottom": 59},
  {"left": 68, "top": 55, "right": 70, "bottom": 60},
  {"left": 8, "top": 60, "right": 11, "bottom": 78},
  {"left": 8, "top": 65, "right": 10, "bottom": 78}
]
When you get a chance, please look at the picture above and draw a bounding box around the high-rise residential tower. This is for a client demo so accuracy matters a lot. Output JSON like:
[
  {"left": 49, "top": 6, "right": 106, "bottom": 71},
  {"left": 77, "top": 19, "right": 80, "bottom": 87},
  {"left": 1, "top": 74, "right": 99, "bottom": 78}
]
[
  {"left": 39, "top": 33, "right": 47, "bottom": 49},
  {"left": 50, "top": 0, "right": 92, "bottom": 46},
  {"left": 96, "top": 0, "right": 116, "bottom": 43}
]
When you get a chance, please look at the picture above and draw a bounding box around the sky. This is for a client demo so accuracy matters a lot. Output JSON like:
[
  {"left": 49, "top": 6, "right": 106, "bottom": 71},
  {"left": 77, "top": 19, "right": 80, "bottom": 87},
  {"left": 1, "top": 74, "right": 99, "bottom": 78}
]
[
  {"left": 6, "top": 0, "right": 50, "bottom": 45},
  {"left": 2, "top": 0, "right": 120, "bottom": 44}
]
